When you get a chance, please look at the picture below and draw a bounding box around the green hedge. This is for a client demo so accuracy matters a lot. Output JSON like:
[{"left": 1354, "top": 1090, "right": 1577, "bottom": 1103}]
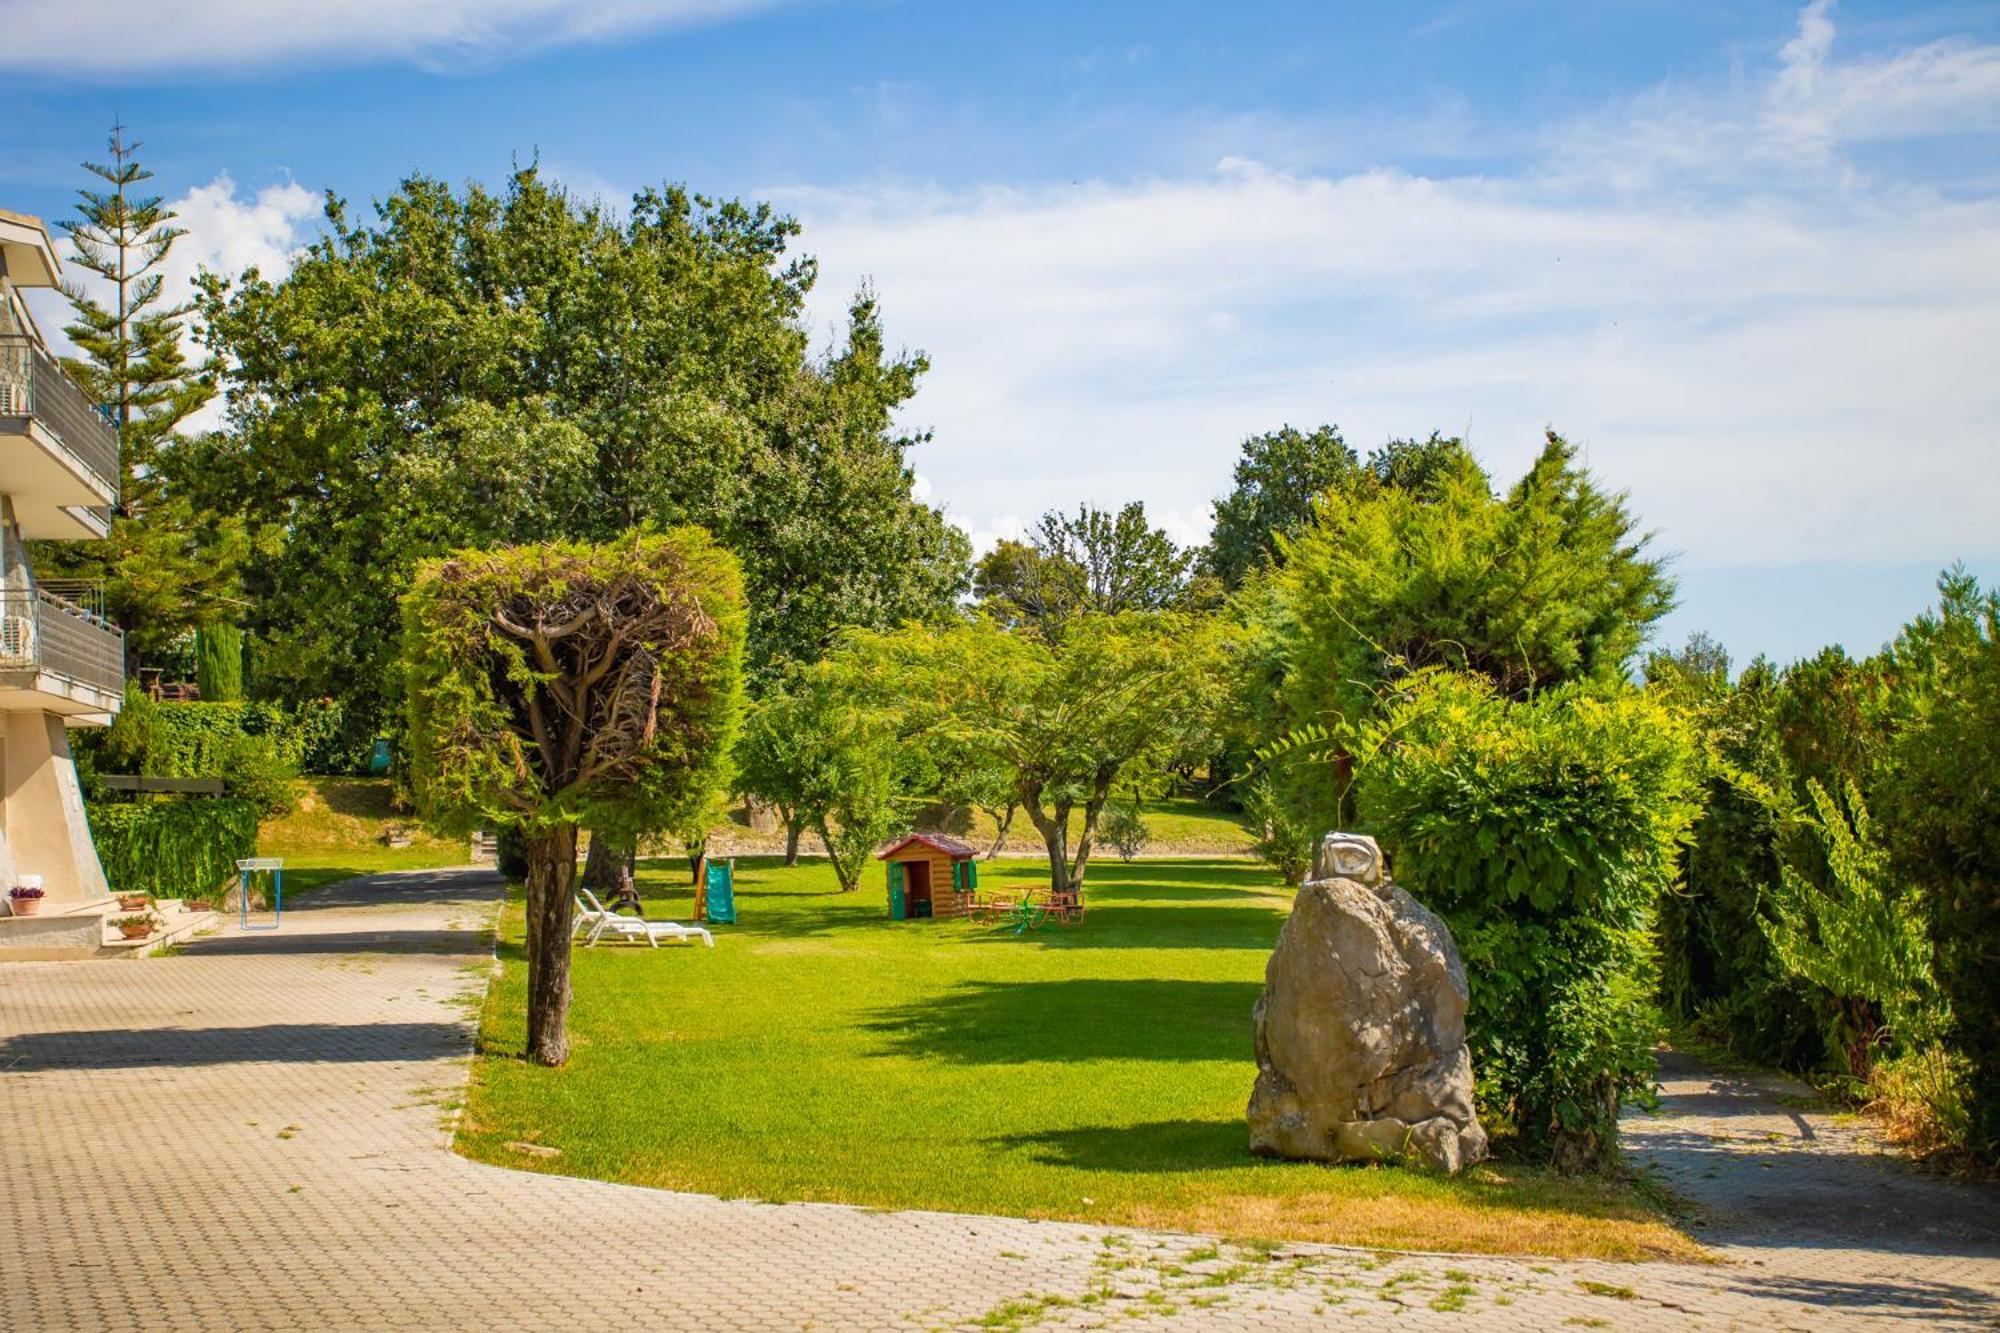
[{"left": 90, "top": 799, "right": 259, "bottom": 901}]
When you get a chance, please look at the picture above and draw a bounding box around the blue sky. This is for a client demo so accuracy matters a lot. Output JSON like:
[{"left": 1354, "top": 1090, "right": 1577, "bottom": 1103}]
[{"left": 2, "top": 0, "right": 1996, "bottom": 670}]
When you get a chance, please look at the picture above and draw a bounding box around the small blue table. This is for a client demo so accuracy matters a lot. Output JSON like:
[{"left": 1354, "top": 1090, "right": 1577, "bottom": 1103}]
[{"left": 237, "top": 857, "right": 284, "bottom": 931}]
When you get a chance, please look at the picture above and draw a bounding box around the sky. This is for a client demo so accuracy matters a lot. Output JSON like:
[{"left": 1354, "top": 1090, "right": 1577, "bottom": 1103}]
[{"left": 1, "top": 0, "right": 1995, "bottom": 670}]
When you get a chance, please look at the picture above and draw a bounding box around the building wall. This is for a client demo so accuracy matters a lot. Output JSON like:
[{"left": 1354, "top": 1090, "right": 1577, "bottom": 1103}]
[{"left": 0, "top": 709, "right": 110, "bottom": 907}]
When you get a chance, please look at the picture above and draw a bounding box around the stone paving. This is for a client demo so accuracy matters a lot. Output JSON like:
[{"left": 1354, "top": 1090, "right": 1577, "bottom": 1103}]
[{"left": 2, "top": 867, "right": 1996, "bottom": 1331}]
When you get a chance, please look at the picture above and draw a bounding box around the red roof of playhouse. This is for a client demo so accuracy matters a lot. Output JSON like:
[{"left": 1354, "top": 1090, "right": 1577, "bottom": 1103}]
[{"left": 877, "top": 832, "right": 980, "bottom": 861}]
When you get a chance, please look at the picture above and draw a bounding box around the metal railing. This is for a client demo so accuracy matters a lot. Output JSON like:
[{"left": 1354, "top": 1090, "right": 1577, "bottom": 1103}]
[
  {"left": 0, "top": 586, "right": 125, "bottom": 698},
  {"left": 0, "top": 335, "right": 120, "bottom": 505}
]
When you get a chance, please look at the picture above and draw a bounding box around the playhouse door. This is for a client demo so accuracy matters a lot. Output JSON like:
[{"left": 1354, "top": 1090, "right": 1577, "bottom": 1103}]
[
  {"left": 888, "top": 861, "right": 906, "bottom": 920},
  {"left": 906, "top": 861, "right": 932, "bottom": 918}
]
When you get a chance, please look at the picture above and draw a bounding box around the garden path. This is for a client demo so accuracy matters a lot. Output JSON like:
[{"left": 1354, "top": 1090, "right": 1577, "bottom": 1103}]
[{"left": 1, "top": 867, "right": 1994, "bottom": 1331}]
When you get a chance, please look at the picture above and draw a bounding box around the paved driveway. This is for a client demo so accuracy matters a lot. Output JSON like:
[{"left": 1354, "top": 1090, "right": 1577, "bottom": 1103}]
[{"left": 2, "top": 868, "right": 1995, "bottom": 1331}]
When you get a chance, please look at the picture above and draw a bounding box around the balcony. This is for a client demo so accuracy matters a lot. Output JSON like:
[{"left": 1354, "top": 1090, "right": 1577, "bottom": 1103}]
[
  {"left": 0, "top": 583, "right": 125, "bottom": 721},
  {"left": 0, "top": 336, "right": 120, "bottom": 540}
]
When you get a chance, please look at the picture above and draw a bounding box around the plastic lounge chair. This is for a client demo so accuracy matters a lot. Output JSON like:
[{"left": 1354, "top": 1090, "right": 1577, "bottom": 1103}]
[{"left": 573, "top": 886, "right": 714, "bottom": 948}]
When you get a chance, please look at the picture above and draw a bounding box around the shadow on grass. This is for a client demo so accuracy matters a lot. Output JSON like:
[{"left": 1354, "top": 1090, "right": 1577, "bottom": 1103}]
[
  {"left": 995, "top": 1118, "right": 1250, "bottom": 1173},
  {"left": 960, "top": 902, "right": 1288, "bottom": 951},
  {"left": 865, "top": 977, "right": 1260, "bottom": 1064}
]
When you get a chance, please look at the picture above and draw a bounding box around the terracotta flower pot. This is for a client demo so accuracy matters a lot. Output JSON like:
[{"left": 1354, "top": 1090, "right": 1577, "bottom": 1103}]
[
  {"left": 118, "top": 895, "right": 150, "bottom": 912},
  {"left": 10, "top": 896, "right": 42, "bottom": 917},
  {"left": 118, "top": 922, "right": 151, "bottom": 940}
]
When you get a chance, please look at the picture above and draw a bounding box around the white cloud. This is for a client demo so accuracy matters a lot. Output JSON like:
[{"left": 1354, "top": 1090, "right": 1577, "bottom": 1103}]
[
  {"left": 0, "top": 0, "right": 784, "bottom": 75},
  {"left": 24, "top": 173, "right": 320, "bottom": 430},
  {"left": 783, "top": 3, "right": 2000, "bottom": 572}
]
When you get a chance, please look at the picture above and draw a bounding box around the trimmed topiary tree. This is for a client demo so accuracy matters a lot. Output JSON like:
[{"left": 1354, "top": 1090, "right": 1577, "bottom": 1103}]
[{"left": 401, "top": 530, "right": 746, "bottom": 1065}]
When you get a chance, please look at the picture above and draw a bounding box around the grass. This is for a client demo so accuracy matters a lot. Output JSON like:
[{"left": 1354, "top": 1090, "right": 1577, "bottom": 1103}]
[
  {"left": 256, "top": 777, "right": 471, "bottom": 893},
  {"left": 457, "top": 855, "right": 1699, "bottom": 1260}
]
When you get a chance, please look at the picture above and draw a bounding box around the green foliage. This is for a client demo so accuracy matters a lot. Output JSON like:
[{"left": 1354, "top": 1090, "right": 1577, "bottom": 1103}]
[
  {"left": 1099, "top": 801, "right": 1149, "bottom": 862},
  {"left": 85, "top": 689, "right": 301, "bottom": 815},
  {"left": 1356, "top": 671, "right": 1700, "bottom": 1171},
  {"left": 195, "top": 623, "right": 244, "bottom": 701},
  {"left": 1872, "top": 570, "right": 2000, "bottom": 1156},
  {"left": 848, "top": 612, "right": 1221, "bottom": 891},
  {"left": 1646, "top": 647, "right": 1828, "bottom": 1069},
  {"left": 194, "top": 168, "right": 964, "bottom": 743},
  {"left": 401, "top": 529, "right": 747, "bottom": 841},
  {"left": 1649, "top": 573, "right": 1999, "bottom": 1164},
  {"left": 89, "top": 798, "right": 259, "bottom": 900},
  {"left": 735, "top": 664, "right": 901, "bottom": 892},
  {"left": 975, "top": 503, "right": 1191, "bottom": 631},
  {"left": 1242, "top": 433, "right": 1674, "bottom": 840},
  {"left": 1763, "top": 780, "right": 1942, "bottom": 1056},
  {"left": 1204, "top": 424, "right": 1362, "bottom": 590},
  {"left": 1242, "top": 775, "right": 1314, "bottom": 884}
]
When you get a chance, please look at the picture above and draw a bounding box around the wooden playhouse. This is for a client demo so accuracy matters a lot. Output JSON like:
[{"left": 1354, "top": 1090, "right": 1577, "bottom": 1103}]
[{"left": 879, "top": 833, "right": 980, "bottom": 920}]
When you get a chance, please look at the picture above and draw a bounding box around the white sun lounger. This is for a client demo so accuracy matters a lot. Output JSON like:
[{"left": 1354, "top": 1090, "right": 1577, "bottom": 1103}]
[{"left": 573, "top": 885, "right": 714, "bottom": 948}]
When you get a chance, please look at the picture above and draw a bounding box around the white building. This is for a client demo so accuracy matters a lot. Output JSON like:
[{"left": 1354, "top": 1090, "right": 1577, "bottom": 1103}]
[{"left": 0, "top": 207, "right": 128, "bottom": 948}]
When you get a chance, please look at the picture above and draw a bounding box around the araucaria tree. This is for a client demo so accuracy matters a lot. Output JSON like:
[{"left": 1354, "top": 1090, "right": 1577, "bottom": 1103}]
[
  {"left": 402, "top": 531, "right": 746, "bottom": 1065},
  {"left": 35, "top": 121, "right": 246, "bottom": 661}
]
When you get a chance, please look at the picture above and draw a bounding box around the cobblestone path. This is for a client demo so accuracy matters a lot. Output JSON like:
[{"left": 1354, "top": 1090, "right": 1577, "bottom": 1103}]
[{"left": 2, "top": 868, "right": 1995, "bottom": 1330}]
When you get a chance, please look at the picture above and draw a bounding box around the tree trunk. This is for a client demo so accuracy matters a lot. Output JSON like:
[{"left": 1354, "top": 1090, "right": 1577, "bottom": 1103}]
[
  {"left": 582, "top": 829, "right": 621, "bottom": 894},
  {"left": 1021, "top": 796, "right": 1075, "bottom": 892},
  {"left": 523, "top": 824, "right": 579, "bottom": 1067},
  {"left": 820, "top": 817, "right": 860, "bottom": 892},
  {"left": 687, "top": 836, "right": 707, "bottom": 886},
  {"left": 1069, "top": 770, "right": 1116, "bottom": 892},
  {"left": 783, "top": 818, "right": 802, "bottom": 866},
  {"left": 982, "top": 802, "right": 1016, "bottom": 860}
]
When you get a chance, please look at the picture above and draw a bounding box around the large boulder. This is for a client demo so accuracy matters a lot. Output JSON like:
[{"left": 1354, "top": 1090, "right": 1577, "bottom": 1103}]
[{"left": 1247, "top": 832, "right": 1488, "bottom": 1173}]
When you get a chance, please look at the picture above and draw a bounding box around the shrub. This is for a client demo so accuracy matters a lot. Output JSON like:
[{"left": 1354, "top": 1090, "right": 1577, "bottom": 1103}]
[
  {"left": 1875, "top": 570, "right": 2000, "bottom": 1159},
  {"left": 1356, "top": 671, "right": 1699, "bottom": 1172},
  {"left": 195, "top": 624, "right": 244, "bottom": 702},
  {"left": 1243, "top": 775, "right": 1313, "bottom": 884},
  {"left": 87, "top": 693, "right": 302, "bottom": 815},
  {"left": 1100, "top": 802, "right": 1149, "bottom": 862},
  {"left": 90, "top": 799, "right": 259, "bottom": 902}
]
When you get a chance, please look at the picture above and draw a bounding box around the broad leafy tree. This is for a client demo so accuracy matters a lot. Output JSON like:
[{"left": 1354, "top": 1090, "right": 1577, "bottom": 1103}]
[
  {"left": 1204, "top": 424, "right": 1361, "bottom": 590},
  {"left": 976, "top": 502, "right": 1189, "bottom": 632},
  {"left": 402, "top": 530, "right": 746, "bottom": 1065},
  {"left": 859, "top": 613, "right": 1216, "bottom": 892},
  {"left": 734, "top": 664, "right": 901, "bottom": 880},
  {"left": 195, "top": 168, "right": 965, "bottom": 742}
]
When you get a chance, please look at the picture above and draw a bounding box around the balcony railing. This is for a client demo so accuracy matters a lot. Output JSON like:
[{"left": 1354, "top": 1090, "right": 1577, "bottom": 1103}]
[
  {"left": 0, "top": 335, "right": 120, "bottom": 506},
  {"left": 0, "top": 586, "right": 125, "bottom": 700}
]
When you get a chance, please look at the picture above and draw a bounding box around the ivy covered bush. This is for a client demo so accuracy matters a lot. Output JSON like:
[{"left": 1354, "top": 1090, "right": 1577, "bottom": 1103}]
[
  {"left": 80, "top": 688, "right": 352, "bottom": 814},
  {"left": 91, "top": 799, "right": 259, "bottom": 901},
  {"left": 1356, "top": 671, "right": 1699, "bottom": 1172}
]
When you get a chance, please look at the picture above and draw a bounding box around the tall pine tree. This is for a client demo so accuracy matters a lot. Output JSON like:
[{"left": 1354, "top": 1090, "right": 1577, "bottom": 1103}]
[{"left": 37, "top": 122, "right": 246, "bottom": 667}]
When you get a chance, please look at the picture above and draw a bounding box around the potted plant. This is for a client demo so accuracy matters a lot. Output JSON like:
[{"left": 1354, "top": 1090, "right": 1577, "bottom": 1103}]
[
  {"left": 117, "top": 892, "right": 151, "bottom": 912},
  {"left": 110, "top": 913, "right": 155, "bottom": 941},
  {"left": 8, "top": 883, "right": 46, "bottom": 917}
]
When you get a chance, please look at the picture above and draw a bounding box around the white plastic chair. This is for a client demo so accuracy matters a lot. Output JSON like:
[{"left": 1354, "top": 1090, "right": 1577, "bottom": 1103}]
[{"left": 572, "top": 885, "right": 713, "bottom": 948}]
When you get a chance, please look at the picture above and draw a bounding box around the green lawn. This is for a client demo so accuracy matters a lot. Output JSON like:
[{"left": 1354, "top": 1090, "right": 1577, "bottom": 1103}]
[
  {"left": 257, "top": 777, "right": 472, "bottom": 893},
  {"left": 458, "top": 856, "right": 1696, "bottom": 1260}
]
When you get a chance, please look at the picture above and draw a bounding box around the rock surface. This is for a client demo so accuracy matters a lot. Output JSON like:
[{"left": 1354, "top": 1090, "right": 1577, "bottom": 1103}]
[{"left": 1247, "top": 832, "right": 1488, "bottom": 1173}]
